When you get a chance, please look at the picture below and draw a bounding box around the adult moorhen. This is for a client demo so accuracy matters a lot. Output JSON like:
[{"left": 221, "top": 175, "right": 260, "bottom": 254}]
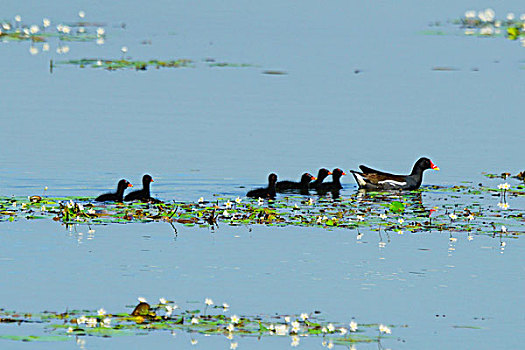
[
  {"left": 95, "top": 179, "right": 133, "bottom": 202},
  {"left": 124, "top": 174, "right": 154, "bottom": 201},
  {"left": 350, "top": 157, "right": 439, "bottom": 190},
  {"left": 247, "top": 173, "right": 278, "bottom": 199}
]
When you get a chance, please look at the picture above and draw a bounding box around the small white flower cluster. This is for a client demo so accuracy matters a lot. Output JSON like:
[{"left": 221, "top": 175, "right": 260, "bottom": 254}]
[
  {"left": 379, "top": 323, "right": 392, "bottom": 334},
  {"left": 76, "top": 314, "right": 110, "bottom": 328},
  {"left": 498, "top": 183, "right": 510, "bottom": 190},
  {"left": 497, "top": 202, "right": 510, "bottom": 210}
]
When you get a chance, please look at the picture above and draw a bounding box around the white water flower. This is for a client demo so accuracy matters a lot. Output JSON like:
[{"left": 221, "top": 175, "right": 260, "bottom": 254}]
[
  {"left": 165, "top": 305, "right": 174, "bottom": 317},
  {"left": 397, "top": 230, "right": 404, "bottom": 235},
  {"left": 465, "top": 10, "right": 476, "bottom": 19},
  {"left": 275, "top": 324, "right": 289, "bottom": 335},
  {"left": 15, "top": 15, "right": 21, "bottom": 22},
  {"left": 507, "top": 13, "right": 515, "bottom": 21},
  {"left": 349, "top": 321, "right": 358, "bottom": 332},
  {"left": 464, "top": 28, "right": 476, "bottom": 35},
  {"left": 30, "top": 25, "right": 39, "bottom": 34},
  {"left": 77, "top": 315, "right": 88, "bottom": 324},
  {"left": 398, "top": 218, "right": 404, "bottom": 224},
  {"left": 67, "top": 326, "right": 73, "bottom": 333},
  {"left": 230, "top": 342, "right": 238, "bottom": 349},
  {"left": 159, "top": 297, "right": 167, "bottom": 304},
  {"left": 29, "top": 46, "right": 38, "bottom": 55},
  {"left": 43, "top": 18, "right": 50, "bottom": 27},
  {"left": 501, "top": 241, "right": 506, "bottom": 248},
  {"left": 226, "top": 323, "right": 235, "bottom": 332},
  {"left": 226, "top": 332, "right": 234, "bottom": 340},
  {"left": 327, "top": 341, "right": 334, "bottom": 349},
  {"left": 191, "top": 317, "right": 199, "bottom": 324},
  {"left": 96, "top": 27, "right": 105, "bottom": 36},
  {"left": 62, "top": 45, "right": 70, "bottom": 53},
  {"left": 284, "top": 316, "right": 291, "bottom": 323},
  {"left": 521, "top": 13, "right": 525, "bottom": 21},
  {"left": 97, "top": 308, "right": 106, "bottom": 316},
  {"left": 231, "top": 315, "right": 239, "bottom": 324},
  {"left": 356, "top": 215, "right": 364, "bottom": 221},
  {"left": 190, "top": 339, "right": 198, "bottom": 345},
  {"left": 23, "top": 28, "right": 30, "bottom": 36},
  {"left": 225, "top": 200, "right": 232, "bottom": 208},
  {"left": 138, "top": 297, "right": 147, "bottom": 303},
  {"left": 339, "top": 327, "right": 348, "bottom": 335},
  {"left": 235, "top": 197, "right": 242, "bottom": 204},
  {"left": 307, "top": 197, "right": 314, "bottom": 205},
  {"left": 222, "top": 302, "right": 229, "bottom": 310},
  {"left": 379, "top": 213, "right": 387, "bottom": 220},
  {"left": 449, "top": 213, "right": 457, "bottom": 220},
  {"left": 501, "top": 226, "right": 507, "bottom": 233},
  {"left": 291, "top": 335, "right": 300, "bottom": 347},
  {"left": 257, "top": 198, "right": 264, "bottom": 206},
  {"left": 121, "top": 46, "right": 128, "bottom": 53},
  {"left": 40, "top": 205, "right": 46, "bottom": 211},
  {"left": 86, "top": 318, "right": 97, "bottom": 327},
  {"left": 42, "top": 43, "right": 50, "bottom": 51},
  {"left": 62, "top": 25, "right": 71, "bottom": 34},
  {"left": 379, "top": 324, "right": 391, "bottom": 334},
  {"left": 322, "top": 326, "right": 328, "bottom": 333},
  {"left": 327, "top": 323, "right": 335, "bottom": 332},
  {"left": 498, "top": 183, "right": 510, "bottom": 190},
  {"left": 291, "top": 321, "right": 300, "bottom": 333},
  {"left": 300, "top": 313, "right": 309, "bottom": 321},
  {"left": 467, "top": 214, "right": 474, "bottom": 221},
  {"left": 449, "top": 237, "right": 457, "bottom": 242},
  {"left": 205, "top": 298, "right": 214, "bottom": 306},
  {"left": 78, "top": 11, "right": 86, "bottom": 18},
  {"left": 96, "top": 37, "right": 105, "bottom": 45},
  {"left": 102, "top": 317, "right": 111, "bottom": 327},
  {"left": 481, "top": 8, "right": 495, "bottom": 22},
  {"left": 78, "top": 27, "right": 85, "bottom": 33}
]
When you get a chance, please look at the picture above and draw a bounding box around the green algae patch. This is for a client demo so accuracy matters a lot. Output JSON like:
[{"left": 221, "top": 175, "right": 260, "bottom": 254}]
[
  {"left": 54, "top": 58, "right": 258, "bottom": 71},
  {"left": 56, "top": 58, "right": 195, "bottom": 71}
]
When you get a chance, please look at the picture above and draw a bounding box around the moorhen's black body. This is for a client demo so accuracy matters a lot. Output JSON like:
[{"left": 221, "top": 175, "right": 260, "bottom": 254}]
[
  {"left": 95, "top": 179, "right": 133, "bottom": 202},
  {"left": 309, "top": 168, "right": 332, "bottom": 189},
  {"left": 247, "top": 173, "right": 278, "bottom": 199},
  {"left": 315, "top": 168, "right": 346, "bottom": 192},
  {"left": 124, "top": 174, "right": 154, "bottom": 201},
  {"left": 276, "top": 173, "right": 316, "bottom": 194},
  {"left": 350, "top": 157, "right": 439, "bottom": 190}
]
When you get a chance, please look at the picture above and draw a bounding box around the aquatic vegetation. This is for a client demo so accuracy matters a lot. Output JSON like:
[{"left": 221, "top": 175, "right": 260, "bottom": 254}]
[
  {"left": 0, "top": 178, "right": 523, "bottom": 239},
  {"left": 54, "top": 58, "right": 257, "bottom": 71},
  {"left": 424, "top": 8, "right": 525, "bottom": 47},
  {"left": 0, "top": 300, "right": 394, "bottom": 346},
  {"left": 0, "top": 13, "right": 107, "bottom": 46}
]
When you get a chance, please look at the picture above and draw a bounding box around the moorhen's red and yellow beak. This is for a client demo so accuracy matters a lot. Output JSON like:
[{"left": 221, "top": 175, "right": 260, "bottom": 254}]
[
  {"left": 430, "top": 161, "right": 440, "bottom": 171},
  {"left": 311, "top": 176, "right": 317, "bottom": 181},
  {"left": 128, "top": 183, "right": 133, "bottom": 187},
  {"left": 151, "top": 179, "right": 154, "bottom": 182},
  {"left": 342, "top": 172, "right": 347, "bottom": 176},
  {"left": 328, "top": 171, "right": 332, "bottom": 175}
]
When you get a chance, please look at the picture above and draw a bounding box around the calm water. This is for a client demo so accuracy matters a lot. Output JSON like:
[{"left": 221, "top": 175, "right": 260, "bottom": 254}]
[{"left": 0, "top": 0, "right": 524, "bottom": 349}]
